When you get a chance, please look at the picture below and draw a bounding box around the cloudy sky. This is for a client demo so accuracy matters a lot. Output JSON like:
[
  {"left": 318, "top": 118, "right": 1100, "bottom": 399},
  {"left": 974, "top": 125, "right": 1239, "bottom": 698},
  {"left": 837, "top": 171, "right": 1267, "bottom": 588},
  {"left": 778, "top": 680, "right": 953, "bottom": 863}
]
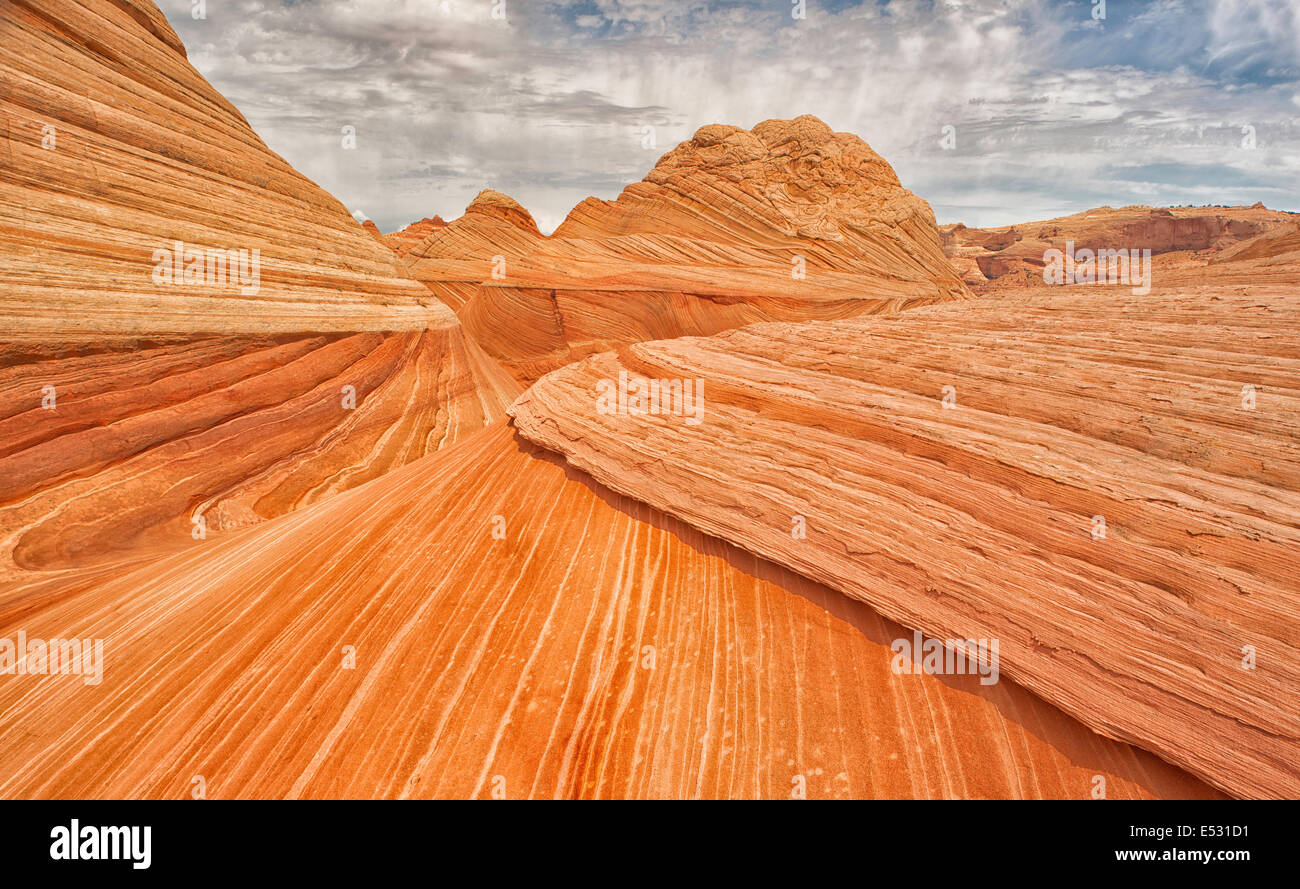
[{"left": 158, "top": 0, "right": 1300, "bottom": 233}]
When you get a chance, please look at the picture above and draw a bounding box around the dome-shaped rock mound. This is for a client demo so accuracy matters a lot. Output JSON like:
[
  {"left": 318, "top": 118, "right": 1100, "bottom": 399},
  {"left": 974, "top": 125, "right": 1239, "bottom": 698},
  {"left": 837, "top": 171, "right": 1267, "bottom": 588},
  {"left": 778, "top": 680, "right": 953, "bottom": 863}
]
[{"left": 401, "top": 116, "right": 969, "bottom": 384}]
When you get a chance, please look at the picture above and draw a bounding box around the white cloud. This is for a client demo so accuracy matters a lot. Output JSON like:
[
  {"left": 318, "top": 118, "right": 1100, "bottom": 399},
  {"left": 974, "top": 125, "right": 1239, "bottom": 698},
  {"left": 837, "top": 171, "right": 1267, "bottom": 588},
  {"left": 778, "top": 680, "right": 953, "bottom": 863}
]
[{"left": 158, "top": 0, "right": 1300, "bottom": 232}]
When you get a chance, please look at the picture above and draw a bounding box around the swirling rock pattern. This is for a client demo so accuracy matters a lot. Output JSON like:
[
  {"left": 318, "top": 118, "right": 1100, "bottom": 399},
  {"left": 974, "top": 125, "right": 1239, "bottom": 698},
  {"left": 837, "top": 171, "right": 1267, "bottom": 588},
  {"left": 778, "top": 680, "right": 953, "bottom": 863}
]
[
  {"left": 401, "top": 117, "right": 969, "bottom": 383},
  {"left": 0, "top": 0, "right": 1274, "bottom": 802},
  {"left": 0, "top": 422, "right": 1219, "bottom": 799},
  {"left": 0, "top": 330, "right": 518, "bottom": 581},
  {"left": 0, "top": 0, "right": 521, "bottom": 579},
  {"left": 511, "top": 287, "right": 1300, "bottom": 799},
  {"left": 0, "top": 0, "right": 450, "bottom": 334}
]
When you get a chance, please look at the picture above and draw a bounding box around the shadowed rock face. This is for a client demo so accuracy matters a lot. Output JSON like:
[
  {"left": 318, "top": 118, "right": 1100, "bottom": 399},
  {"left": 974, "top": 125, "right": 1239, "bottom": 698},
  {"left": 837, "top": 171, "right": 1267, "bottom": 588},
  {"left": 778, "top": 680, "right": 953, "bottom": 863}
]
[
  {"left": 510, "top": 288, "right": 1300, "bottom": 799},
  {"left": 399, "top": 116, "right": 969, "bottom": 384},
  {"left": 0, "top": 421, "right": 1221, "bottom": 799},
  {"left": 942, "top": 205, "right": 1298, "bottom": 289}
]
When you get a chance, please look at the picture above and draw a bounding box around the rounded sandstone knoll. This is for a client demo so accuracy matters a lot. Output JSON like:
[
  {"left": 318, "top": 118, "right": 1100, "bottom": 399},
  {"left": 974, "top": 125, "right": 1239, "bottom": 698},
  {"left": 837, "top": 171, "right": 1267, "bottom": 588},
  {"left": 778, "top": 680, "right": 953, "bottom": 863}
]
[
  {"left": 558, "top": 113, "right": 949, "bottom": 250},
  {"left": 395, "top": 191, "right": 548, "bottom": 315},
  {"left": 464, "top": 189, "right": 541, "bottom": 233},
  {"left": 0, "top": 0, "right": 455, "bottom": 336},
  {"left": 0, "top": 0, "right": 522, "bottom": 579},
  {"left": 402, "top": 116, "right": 968, "bottom": 384},
  {"left": 382, "top": 215, "right": 450, "bottom": 257}
]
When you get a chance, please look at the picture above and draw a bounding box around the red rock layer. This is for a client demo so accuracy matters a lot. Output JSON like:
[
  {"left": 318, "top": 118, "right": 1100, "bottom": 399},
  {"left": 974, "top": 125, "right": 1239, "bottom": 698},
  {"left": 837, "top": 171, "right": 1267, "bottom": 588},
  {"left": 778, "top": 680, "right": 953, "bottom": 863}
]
[
  {"left": 383, "top": 215, "right": 449, "bottom": 258},
  {"left": 0, "top": 331, "right": 519, "bottom": 580},
  {"left": 402, "top": 117, "right": 969, "bottom": 383},
  {"left": 401, "top": 192, "right": 544, "bottom": 314},
  {"left": 0, "top": 0, "right": 451, "bottom": 334},
  {"left": 941, "top": 204, "right": 1297, "bottom": 290},
  {"left": 0, "top": 0, "right": 521, "bottom": 578},
  {"left": 510, "top": 288, "right": 1300, "bottom": 799},
  {"left": 0, "top": 422, "right": 1219, "bottom": 799},
  {"left": 1202, "top": 219, "right": 1300, "bottom": 282}
]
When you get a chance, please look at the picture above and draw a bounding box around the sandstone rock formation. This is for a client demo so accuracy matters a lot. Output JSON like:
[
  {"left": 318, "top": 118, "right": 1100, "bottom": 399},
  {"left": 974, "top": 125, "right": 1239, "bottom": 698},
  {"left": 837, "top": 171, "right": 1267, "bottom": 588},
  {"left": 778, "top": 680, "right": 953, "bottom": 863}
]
[
  {"left": 401, "top": 116, "right": 969, "bottom": 383},
  {"left": 400, "top": 191, "right": 544, "bottom": 314},
  {"left": 0, "top": 421, "right": 1219, "bottom": 799},
  {"left": 511, "top": 288, "right": 1300, "bottom": 799},
  {"left": 0, "top": 0, "right": 518, "bottom": 578},
  {"left": 383, "top": 215, "right": 449, "bottom": 257},
  {"left": 0, "top": 330, "right": 517, "bottom": 580},
  {"left": 0, "top": 0, "right": 449, "bottom": 334},
  {"left": 1, "top": 0, "right": 1287, "bottom": 803},
  {"left": 942, "top": 205, "right": 1296, "bottom": 290}
]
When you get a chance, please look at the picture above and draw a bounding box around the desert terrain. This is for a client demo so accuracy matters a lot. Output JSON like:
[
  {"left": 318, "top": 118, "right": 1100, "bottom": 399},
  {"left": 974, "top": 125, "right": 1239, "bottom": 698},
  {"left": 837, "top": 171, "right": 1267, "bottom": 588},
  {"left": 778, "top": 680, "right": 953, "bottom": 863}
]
[{"left": 0, "top": 0, "right": 1295, "bottom": 799}]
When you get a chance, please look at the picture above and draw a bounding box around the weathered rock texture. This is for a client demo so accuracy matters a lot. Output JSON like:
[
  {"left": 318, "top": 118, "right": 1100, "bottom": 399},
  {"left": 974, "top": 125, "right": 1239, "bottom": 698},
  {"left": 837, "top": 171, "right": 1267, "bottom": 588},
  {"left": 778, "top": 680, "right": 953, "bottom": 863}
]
[
  {"left": 0, "top": 0, "right": 1274, "bottom": 802},
  {"left": 942, "top": 204, "right": 1297, "bottom": 290},
  {"left": 0, "top": 331, "right": 517, "bottom": 580},
  {"left": 0, "top": 0, "right": 519, "bottom": 576},
  {"left": 401, "top": 117, "right": 969, "bottom": 383},
  {"left": 0, "top": 421, "right": 1220, "bottom": 799},
  {"left": 400, "top": 192, "right": 544, "bottom": 315},
  {"left": 511, "top": 288, "right": 1300, "bottom": 799},
  {"left": 0, "top": 0, "right": 450, "bottom": 334},
  {"left": 383, "top": 215, "right": 449, "bottom": 257}
]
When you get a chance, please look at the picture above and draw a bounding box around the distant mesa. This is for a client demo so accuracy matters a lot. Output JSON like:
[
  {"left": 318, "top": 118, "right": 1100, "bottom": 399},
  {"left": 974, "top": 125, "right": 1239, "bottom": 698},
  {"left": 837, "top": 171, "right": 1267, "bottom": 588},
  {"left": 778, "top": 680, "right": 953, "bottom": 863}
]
[{"left": 942, "top": 203, "right": 1297, "bottom": 289}]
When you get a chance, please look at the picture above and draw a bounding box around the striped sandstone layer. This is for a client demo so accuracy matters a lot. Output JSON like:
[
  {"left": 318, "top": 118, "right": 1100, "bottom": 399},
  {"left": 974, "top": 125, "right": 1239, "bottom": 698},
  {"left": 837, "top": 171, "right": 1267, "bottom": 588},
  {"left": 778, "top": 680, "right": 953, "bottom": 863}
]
[
  {"left": 0, "top": 0, "right": 1246, "bottom": 801},
  {"left": 383, "top": 215, "right": 449, "bottom": 258},
  {"left": 0, "top": 330, "right": 518, "bottom": 581},
  {"left": 941, "top": 204, "right": 1297, "bottom": 290},
  {"left": 0, "top": 421, "right": 1219, "bottom": 799},
  {"left": 402, "top": 117, "right": 969, "bottom": 384},
  {"left": 510, "top": 287, "right": 1300, "bottom": 799},
  {"left": 0, "top": 0, "right": 521, "bottom": 576},
  {"left": 399, "top": 191, "right": 544, "bottom": 315},
  {"left": 0, "top": 0, "right": 451, "bottom": 334}
]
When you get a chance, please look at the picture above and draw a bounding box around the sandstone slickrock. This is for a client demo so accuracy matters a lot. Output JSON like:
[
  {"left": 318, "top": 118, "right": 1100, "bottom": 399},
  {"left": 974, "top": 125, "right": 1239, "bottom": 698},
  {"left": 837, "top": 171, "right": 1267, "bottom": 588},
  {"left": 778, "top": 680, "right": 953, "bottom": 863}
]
[
  {"left": 942, "top": 204, "right": 1297, "bottom": 290},
  {"left": 510, "top": 288, "right": 1300, "bottom": 799},
  {"left": 382, "top": 215, "right": 449, "bottom": 258},
  {"left": 0, "top": 0, "right": 450, "bottom": 334},
  {"left": 0, "top": 0, "right": 1279, "bottom": 802},
  {"left": 0, "top": 421, "right": 1220, "bottom": 799},
  {"left": 0, "top": 0, "right": 521, "bottom": 572},
  {"left": 401, "top": 117, "right": 968, "bottom": 383},
  {"left": 400, "top": 191, "right": 544, "bottom": 315},
  {"left": 0, "top": 330, "right": 517, "bottom": 580}
]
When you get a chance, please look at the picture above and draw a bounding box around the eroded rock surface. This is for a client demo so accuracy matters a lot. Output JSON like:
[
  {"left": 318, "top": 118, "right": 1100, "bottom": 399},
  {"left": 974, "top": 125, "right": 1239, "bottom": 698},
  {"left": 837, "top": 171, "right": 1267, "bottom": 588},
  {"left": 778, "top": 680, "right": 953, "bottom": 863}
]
[
  {"left": 942, "top": 205, "right": 1297, "bottom": 290},
  {"left": 0, "top": 422, "right": 1220, "bottom": 799},
  {"left": 511, "top": 288, "right": 1300, "bottom": 799},
  {"left": 401, "top": 117, "right": 968, "bottom": 383}
]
